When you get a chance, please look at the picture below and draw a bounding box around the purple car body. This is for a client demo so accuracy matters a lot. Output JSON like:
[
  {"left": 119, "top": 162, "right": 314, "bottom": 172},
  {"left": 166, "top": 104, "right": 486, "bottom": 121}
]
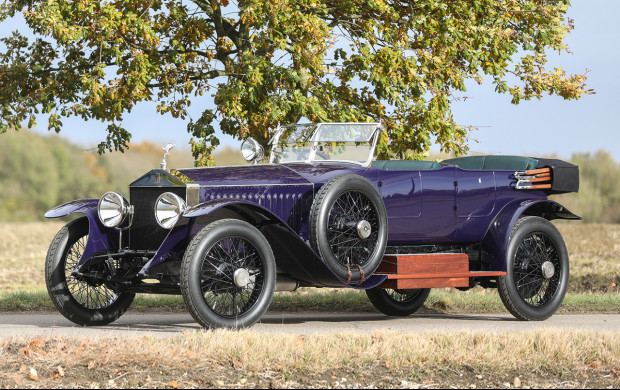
[{"left": 44, "top": 123, "right": 580, "bottom": 328}]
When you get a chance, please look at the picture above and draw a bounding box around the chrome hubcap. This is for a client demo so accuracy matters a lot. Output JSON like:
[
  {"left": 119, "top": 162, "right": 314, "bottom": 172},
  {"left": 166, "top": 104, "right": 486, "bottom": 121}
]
[
  {"left": 233, "top": 268, "right": 251, "bottom": 288},
  {"left": 541, "top": 261, "right": 555, "bottom": 279},
  {"left": 356, "top": 220, "right": 372, "bottom": 239}
]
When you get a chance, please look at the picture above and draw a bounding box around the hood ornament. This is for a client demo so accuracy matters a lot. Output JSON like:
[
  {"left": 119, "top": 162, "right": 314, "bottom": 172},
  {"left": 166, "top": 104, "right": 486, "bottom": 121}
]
[{"left": 160, "top": 144, "right": 175, "bottom": 169}]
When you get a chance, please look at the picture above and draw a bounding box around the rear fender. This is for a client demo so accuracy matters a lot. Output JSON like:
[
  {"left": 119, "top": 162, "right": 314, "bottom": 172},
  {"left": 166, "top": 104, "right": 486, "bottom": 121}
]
[
  {"left": 482, "top": 200, "right": 580, "bottom": 271},
  {"left": 44, "top": 199, "right": 117, "bottom": 266},
  {"left": 140, "top": 199, "right": 388, "bottom": 289}
]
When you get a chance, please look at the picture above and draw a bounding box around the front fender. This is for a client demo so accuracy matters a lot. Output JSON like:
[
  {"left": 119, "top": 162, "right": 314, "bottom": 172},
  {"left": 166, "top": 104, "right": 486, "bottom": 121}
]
[
  {"left": 140, "top": 199, "right": 388, "bottom": 289},
  {"left": 45, "top": 199, "right": 117, "bottom": 265},
  {"left": 482, "top": 199, "right": 580, "bottom": 271},
  {"left": 44, "top": 199, "right": 99, "bottom": 218}
]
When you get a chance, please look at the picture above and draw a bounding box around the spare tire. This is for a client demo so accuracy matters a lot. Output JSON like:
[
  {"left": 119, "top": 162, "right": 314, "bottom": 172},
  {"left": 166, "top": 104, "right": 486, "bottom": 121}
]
[{"left": 309, "top": 174, "right": 388, "bottom": 285}]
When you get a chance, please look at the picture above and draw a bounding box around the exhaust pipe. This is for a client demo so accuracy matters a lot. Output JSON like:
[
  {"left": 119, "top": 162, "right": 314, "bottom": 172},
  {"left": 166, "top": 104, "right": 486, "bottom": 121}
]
[{"left": 275, "top": 277, "right": 299, "bottom": 292}]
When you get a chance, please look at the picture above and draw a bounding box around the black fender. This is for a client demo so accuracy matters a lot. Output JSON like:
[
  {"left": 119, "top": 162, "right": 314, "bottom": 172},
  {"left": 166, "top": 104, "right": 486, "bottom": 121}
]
[
  {"left": 481, "top": 199, "right": 580, "bottom": 271},
  {"left": 140, "top": 199, "right": 388, "bottom": 289},
  {"left": 44, "top": 199, "right": 117, "bottom": 266}
]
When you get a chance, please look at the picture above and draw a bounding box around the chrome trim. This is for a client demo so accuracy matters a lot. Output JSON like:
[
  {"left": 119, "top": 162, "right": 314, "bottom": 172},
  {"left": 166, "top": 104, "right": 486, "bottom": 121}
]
[
  {"left": 169, "top": 169, "right": 200, "bottom": 206},
  {"left": 240, "top": 137, "right": 265, "bottom": 164},
  {"left": 269, "top": 122, "right": 381, "bottom": 167},
  {"left": 154, "top": 192, "right": 187, "bottom": 229},
  {"left": 160, "top": 144, "right": 175, "bottom": 169},
  {"left": 97, "top": 192, "right": 132, "bottom": 228},
  {"left": 186, "top": 184, "right": 200, "bottom": 207}
]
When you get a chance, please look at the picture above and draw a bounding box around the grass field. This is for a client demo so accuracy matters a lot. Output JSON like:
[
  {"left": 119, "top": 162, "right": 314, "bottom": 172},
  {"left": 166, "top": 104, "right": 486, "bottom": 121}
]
[
  {"left": 0, "top": 222, "right": 619, "bottom": 389},
  {"left": 0, "top": 221, "right": 618, "bottom": 314},
  {"left": 1, "top": 330, "right": 619, "bottom": 388}
]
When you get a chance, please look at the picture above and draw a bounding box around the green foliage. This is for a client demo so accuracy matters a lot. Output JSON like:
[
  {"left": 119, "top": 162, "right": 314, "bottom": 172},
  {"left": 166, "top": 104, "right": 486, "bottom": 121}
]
[
  {"left": 0, "top": 0, "right": 592, "bottom": 165},
  {"left": 0, "top": 131, "right": 111, "bottom": 221},
  {"left": 0, "top": 131, "right": 238, "bottom": 221}
]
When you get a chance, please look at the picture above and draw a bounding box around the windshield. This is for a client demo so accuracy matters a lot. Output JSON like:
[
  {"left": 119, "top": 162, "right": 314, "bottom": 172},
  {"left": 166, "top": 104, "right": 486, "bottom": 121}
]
[{"left": 269, "top": 123, "right": 380, "bottom": 167}]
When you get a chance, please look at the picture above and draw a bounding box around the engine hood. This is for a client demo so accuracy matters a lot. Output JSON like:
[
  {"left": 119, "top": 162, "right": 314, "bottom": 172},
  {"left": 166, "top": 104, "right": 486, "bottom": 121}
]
[
  {"left": 175, "top": 164, "right": 312, "bottom": 186},
  {"left": 174, "top": 163, "right": 367, "bottom": 187},
  {"left": 129, "top": 162, "right": 370, "bottom": 190}
]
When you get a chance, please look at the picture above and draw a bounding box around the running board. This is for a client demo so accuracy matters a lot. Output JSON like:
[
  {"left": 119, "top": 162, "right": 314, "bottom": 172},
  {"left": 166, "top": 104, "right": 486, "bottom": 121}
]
[{"left": 375, "top": 254, "right": 506, "bottom": 289}]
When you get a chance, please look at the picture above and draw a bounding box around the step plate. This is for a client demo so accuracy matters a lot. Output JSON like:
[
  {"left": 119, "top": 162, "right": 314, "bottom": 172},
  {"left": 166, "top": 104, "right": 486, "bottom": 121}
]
[{"left": 376, "top": 254, "right": 505, "bottom": 289}]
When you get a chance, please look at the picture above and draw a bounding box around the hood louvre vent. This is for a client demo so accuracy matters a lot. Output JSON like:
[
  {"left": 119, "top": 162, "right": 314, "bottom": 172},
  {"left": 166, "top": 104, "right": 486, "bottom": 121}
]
[{"left": 204, "top": 187, "right": 310, "bottom": 233}]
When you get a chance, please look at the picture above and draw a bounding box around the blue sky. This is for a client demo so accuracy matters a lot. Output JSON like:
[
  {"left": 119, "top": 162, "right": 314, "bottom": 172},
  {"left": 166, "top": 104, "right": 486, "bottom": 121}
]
[{"left": 1, "top": 2, "right": 618, "bottom": 161}]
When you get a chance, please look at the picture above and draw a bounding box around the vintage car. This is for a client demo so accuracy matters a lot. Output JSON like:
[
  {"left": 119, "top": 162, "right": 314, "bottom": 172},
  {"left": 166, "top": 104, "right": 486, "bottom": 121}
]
[{"left": 44, "top": 123, "right": 580, "bottom": 329}]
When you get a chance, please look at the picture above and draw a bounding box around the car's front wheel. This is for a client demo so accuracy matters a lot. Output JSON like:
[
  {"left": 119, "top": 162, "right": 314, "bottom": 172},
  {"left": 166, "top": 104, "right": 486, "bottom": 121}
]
[
  {"left": 180, "top": 219, "right": 276, "bottom": 329},
  {"left": 366, "top": 288, "right": 430, "bottom": 316},
  {"left": 498, "top": 216, "right": 569, "bottom": 321},
  {"left": 45, "top": 217, "right": 135, "bottom": 326}
]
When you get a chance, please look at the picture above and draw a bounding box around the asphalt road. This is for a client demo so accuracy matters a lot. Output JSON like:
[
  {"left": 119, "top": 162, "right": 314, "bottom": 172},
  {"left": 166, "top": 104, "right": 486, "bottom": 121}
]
[{"left": 1, "top": 312, "right": 619, "bottom": 338}]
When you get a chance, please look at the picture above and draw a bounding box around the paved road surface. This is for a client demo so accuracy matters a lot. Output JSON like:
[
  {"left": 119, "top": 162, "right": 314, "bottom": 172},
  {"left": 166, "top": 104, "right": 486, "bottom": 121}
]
[{"left": 1, "top": 312, "right": 619, "bottom": 338}]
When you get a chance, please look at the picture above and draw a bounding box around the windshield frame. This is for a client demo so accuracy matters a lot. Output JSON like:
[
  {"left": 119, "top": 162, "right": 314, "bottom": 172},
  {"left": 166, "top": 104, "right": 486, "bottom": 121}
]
[{"left": 268, "top": 122, "right": 381, "bottom": 168}]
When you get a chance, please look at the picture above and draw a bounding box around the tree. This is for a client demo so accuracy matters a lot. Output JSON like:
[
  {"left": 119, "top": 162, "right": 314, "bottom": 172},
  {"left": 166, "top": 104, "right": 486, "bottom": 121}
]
[{"left": 0, "top": 0, "right": 592, "bottom": 165}]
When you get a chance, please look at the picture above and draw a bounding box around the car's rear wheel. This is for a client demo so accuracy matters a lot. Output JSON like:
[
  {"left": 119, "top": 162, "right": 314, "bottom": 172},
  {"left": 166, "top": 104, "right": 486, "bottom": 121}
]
[
  {"left": 181, "top": 219, "right": 276, "bottom": 329},
  {"left": 45, "top": 217, "right": 135, "bottom": 326},
  {"left": 498, "top": 216, "right": 569, "bottom": 321},
  {"left": 366, "top": 288, "right": 430, "bottom": 316},
  {"left": 309, "top": 174, "right": 388, "bottom": 285}
]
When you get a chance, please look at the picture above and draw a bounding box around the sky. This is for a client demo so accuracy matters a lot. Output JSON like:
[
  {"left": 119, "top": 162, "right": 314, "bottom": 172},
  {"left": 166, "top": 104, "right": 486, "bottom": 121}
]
[{"left": 0, "top": 2, "right": 618, "bottom": 161}]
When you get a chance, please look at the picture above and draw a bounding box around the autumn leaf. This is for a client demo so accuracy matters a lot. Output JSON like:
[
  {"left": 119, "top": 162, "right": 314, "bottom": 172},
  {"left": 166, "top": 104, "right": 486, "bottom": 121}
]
[
  {"left": 28, "top": 367, "right": 39, "bottom": 381},
  {"left": 232, "top": 357, "right": 243, "bottom": 370}
]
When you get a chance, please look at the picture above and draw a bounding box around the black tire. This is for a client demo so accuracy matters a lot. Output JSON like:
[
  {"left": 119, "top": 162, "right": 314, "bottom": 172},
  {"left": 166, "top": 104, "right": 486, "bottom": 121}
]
[
  {"left": 366, "top": 288, "right": 430, "bottom": 316},
  {"left": 180, "top": 219, "right": 276, "bottom": 329},
  {"left": 498, "top": 216, "right": 569, "bottom": 321},
  {"left": 309, "top": 174, "right": 388, "bottom": 284},
  {"left": 45, "top": 217, "right": 135, "bottom": 326}
]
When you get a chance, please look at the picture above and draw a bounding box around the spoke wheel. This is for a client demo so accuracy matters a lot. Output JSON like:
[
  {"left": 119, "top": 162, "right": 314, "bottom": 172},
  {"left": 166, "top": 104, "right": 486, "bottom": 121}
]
[
  {"left": 326, "top": 190, "right": 380, "bottom": 267},
  {"left": 498, "top": 217, "right": 569, "bottom": 321},
  {"left": 366, "top": 288, "right": 430, "bottom": 317},
  {"left": 181, "top": 219, "right": 276, "bottom": 329},
  {"left": 200, "top": 236, "right": 265, "bottom": 318},
  {"left": 45, "top": 217, "right": 134, "bottom": 326},
  {"left": 64, "top": 235, "right": 119, "bottom": 310},
  {"left": 310, "top": 174, "right": 388, "bottom": 284},
  {"left": 513, "top": 232, "right": 561, "bottom": 307}
]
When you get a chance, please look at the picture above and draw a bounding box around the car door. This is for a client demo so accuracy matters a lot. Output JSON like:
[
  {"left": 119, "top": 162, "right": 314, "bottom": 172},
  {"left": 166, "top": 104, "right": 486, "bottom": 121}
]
[
  {"left": 454, "top": 168, "right": 496, "bottom": 217},
  {"left": 377, "top": 170, "right": 422, "bottom": 241}
]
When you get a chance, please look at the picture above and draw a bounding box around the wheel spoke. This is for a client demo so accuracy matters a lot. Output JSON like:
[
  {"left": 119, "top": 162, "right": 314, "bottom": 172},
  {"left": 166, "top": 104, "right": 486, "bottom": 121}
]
[
  {"left": 63, "top": 235, "right": 119, "bottom": 310},
  {"left": 326, "top": 190, "right": 379, "bottom": 267},
  {"left": 513, "top": 231, "right": 561, "bottom": 307},
  {"left": 199, "top": 235, "right": 265, "bottom": 318}
]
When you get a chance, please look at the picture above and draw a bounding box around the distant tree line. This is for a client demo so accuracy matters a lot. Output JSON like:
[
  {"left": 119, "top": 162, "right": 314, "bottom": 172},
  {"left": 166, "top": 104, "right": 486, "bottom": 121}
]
[{"left": 0, "top": 131, "right": 616, "bottom": 223}]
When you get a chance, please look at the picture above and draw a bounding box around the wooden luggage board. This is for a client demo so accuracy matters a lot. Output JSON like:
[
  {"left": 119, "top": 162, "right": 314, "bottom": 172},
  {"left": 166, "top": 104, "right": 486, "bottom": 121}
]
[{"left": 375, "top": 254, "right": 506, "bottom": 289}]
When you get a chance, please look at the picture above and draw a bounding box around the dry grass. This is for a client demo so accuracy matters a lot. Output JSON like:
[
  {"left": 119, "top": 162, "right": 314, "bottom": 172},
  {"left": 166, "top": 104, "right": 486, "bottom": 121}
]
[
  {"left": 556, "top": 222, "right": 620, "bottom": 292},
  {"left": 0, "top": 222, "right": 618, "bottom": 294},
  {"left": 1, "top": 330, "right": 619, "bottom": 388},
  {"left": 0, "top": 222, "right": 62, "bottom": 292}
]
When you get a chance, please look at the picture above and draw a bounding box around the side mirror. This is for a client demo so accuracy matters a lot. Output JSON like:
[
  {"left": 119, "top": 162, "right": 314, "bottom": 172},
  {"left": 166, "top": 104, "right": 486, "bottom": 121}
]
[{"left": 240, "top": 137, "right": 265, "bottom": 164}]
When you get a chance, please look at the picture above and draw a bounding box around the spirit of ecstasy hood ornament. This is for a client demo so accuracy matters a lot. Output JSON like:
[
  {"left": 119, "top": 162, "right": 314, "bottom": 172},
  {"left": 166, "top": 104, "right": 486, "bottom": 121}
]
[{"left": 160, "top": 144, "right": 175, "bottom": 169}]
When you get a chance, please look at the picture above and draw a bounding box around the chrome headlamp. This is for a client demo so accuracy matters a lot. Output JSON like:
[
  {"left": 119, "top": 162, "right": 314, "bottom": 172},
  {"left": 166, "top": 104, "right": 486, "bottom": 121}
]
[
  {"left": 98, "top": 192, "right": 132, "bottom": 228},
  {"left": 155, "top": 192, "right": 187, "bottom": 229},
  {"left": 240, "top": 137, "right": 264, "bottom": 163}
]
